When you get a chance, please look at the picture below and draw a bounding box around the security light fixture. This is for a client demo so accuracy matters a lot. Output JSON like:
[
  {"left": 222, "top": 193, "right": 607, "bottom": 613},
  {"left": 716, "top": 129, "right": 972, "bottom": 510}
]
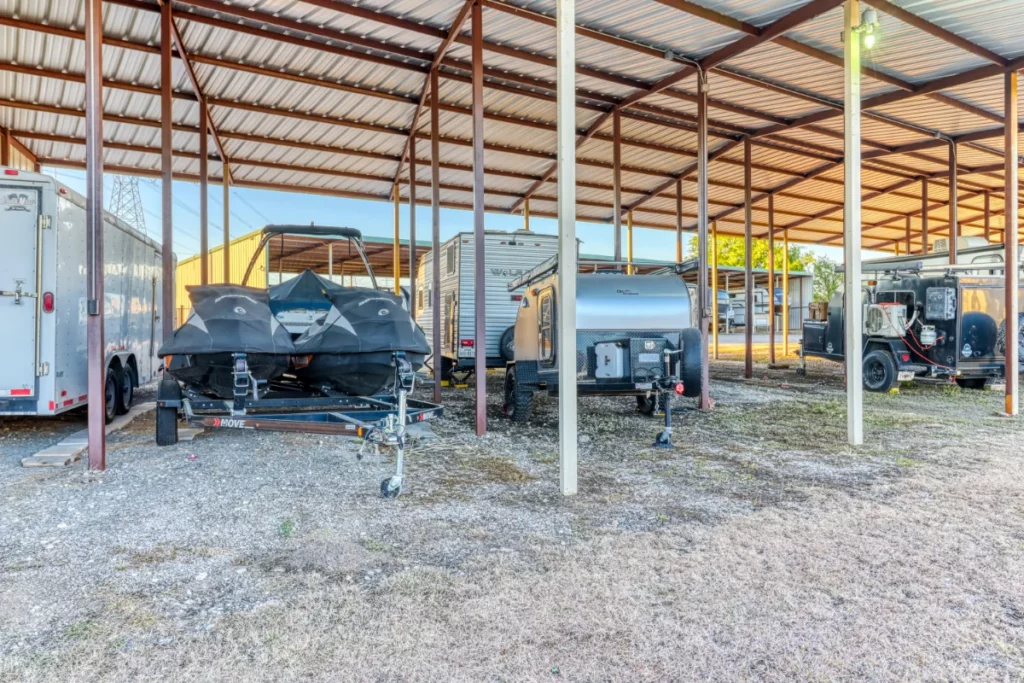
[{"left": 854, "top": 8, "right": 880, "bottom": 49}]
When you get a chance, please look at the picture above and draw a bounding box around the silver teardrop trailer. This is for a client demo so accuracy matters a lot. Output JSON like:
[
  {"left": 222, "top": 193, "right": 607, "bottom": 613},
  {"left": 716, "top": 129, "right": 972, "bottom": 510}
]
[{"left": 502, "top": 258, "right": 703, "bottom": 431}]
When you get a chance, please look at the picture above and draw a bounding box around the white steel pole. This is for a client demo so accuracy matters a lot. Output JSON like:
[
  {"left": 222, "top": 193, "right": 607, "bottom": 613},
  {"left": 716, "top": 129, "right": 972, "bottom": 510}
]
[
  {"left": 844, "top": 0, "right": 864, "bottom": 445},
  {"left": 556, "top": 0, "right": 577, "bottom": 495}
]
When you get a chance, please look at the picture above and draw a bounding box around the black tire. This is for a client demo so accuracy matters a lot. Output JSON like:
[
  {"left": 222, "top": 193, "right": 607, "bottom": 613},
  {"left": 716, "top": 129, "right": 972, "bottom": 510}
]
[
  {"left": 499, "top": 326, "right": 516, "bottom": 363},
  {"left": 636, "top": 394, "right": 660, "bottom": 416},
  {"left": 503, "top": 365, "right": 533, "bottom": 423},
  {"left": 863, "top": 349, "right": 897, "bottom": 393},
  {"left": 956, "top": 377, "right": 988, "bottom": 390},
  {"left": 679, "top": 327, "right": 703, "bottom": 398},
  {"left": 996, "top": 313, "right": 1024, "bottom": 365},
  {"left": 115, "top": 365, "right": 134, "bottom": 416},
  {"left": 155, "top": 380, "right": 180, "bottom": 447},
  {"left": 104, "top": 369, "right": 118, "bottom": 424}
]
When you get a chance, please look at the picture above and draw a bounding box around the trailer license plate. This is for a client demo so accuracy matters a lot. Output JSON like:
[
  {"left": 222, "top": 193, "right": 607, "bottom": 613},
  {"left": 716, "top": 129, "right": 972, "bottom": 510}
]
[
  {"left": 458, "top": 347, "right": 475, "bottom": 359},
  {"left": 635, "top": 382, "right": 653, "bottom": 390},
  {"left": 638, "top": 353, "right": 660, "bottom": 364},
  {"left": 897, "top": 371, "right": 915, "bottom": 382}
]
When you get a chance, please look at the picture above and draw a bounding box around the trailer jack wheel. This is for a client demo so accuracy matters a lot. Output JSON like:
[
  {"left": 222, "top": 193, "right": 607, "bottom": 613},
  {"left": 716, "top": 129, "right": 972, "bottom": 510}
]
[{"left": 380, "top": 476, "right": 402, "bottom": 499}]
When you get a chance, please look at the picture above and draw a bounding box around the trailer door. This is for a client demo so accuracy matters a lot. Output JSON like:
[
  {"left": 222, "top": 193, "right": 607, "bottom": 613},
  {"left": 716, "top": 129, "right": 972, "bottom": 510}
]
[{"left": 0, "top": 185, "right": 41, "bottom": 396}]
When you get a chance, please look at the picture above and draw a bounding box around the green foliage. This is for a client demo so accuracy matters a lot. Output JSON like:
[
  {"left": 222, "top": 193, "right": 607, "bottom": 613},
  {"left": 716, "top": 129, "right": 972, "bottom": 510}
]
[
  {"left": 810, "top": 256, "right": 844, "bottom": 303},
  {"left": 687, "top": 235, "right": 814, "bottom": 272},
  {"left": 278, "top": 518, "right": 296, "bottom": 539}
]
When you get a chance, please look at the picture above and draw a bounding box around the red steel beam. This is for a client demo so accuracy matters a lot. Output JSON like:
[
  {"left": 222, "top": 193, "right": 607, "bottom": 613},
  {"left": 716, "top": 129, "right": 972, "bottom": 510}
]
[
  {"left": 471, "top": 1, "right": 486, "bottom": 436},
  {"left": 430, "top": 70, "right": 442, "bottom": 404},
  {"left": 160, "top": 1, "right": 174, "bottom": 340},
  {"left": 84, "top": 0, "right": 106, "bottom": 471},
  {"left": 394, "top": 0, "right": 475, "bottom": 186}
]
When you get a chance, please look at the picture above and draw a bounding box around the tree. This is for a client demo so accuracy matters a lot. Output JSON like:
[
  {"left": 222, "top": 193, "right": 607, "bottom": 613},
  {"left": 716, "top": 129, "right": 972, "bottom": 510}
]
[
  {"left": 810, "top": 256, "right": 844, "bottom": 303},
  {"left": 686, "top": 235, "right": 814, "bottom": 272}
]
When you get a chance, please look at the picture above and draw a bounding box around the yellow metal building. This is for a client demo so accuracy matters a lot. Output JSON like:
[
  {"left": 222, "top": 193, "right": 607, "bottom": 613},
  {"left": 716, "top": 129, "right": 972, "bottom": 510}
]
[{"left": 174, "top": 231, "right": 266, "bottom": 325}]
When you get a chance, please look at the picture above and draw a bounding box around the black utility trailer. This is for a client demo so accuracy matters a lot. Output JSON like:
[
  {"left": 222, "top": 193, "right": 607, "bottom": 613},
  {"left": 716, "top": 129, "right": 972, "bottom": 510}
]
[
  {"left": 801, "top": 268, "right": 1011, "bottom": 392},
  {"left": 156, "top": 353, "right": 441, "bottom": 498}
]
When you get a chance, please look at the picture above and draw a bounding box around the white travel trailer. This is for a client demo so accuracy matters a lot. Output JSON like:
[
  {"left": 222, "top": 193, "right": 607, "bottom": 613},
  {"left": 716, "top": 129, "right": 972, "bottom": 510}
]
[
  {"left": 416, "top": 230, "right": 560, "bottom": 378},
  {"left": 866, "top": 236, "right": 1022, "bottom": 275},
  {"left": 0, "top": 168, "right": 168, "bottom": 419}
]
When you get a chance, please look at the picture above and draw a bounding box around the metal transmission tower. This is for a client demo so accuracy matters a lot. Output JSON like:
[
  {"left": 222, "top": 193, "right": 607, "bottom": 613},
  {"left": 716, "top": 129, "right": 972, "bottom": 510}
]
[{"left": 109, "top": 174, "right": 147, "bottom": 234}]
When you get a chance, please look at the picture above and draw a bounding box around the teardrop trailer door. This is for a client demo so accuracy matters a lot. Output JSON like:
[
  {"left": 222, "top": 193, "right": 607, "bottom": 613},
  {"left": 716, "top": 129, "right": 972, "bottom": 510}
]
[{"left": 0, "top": 183, "right": 41, "bottom": 400}]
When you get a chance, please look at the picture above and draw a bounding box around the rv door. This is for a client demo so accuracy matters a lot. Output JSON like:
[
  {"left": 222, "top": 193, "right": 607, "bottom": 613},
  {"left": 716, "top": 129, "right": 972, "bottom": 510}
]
[{"left": 0, "top": 185, "right": 42, "bottom": 396}]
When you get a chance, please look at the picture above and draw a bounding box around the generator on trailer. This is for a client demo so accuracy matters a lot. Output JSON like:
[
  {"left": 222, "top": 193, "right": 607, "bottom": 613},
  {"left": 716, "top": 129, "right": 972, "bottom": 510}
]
[
  {"left": 801, "top": 265, "right": 1014, "bottom": 391},
  {"left": 416, "top": 230, "right": 559, "bottom": 380},
  {"left": 502, "top": 258, "right": 703, "bottom": 423},
  {"left": 0, "top": 168, "right": 167, "bottom": 420}
]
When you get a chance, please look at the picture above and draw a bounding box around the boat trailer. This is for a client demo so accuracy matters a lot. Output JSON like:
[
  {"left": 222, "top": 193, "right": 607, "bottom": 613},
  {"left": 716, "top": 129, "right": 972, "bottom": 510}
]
[{"left": 156, "top": 353, "right": 441, "bottom": 498}]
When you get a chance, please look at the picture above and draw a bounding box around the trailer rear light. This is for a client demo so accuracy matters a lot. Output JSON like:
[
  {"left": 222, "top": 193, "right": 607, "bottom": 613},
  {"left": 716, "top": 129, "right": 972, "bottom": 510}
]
[
  {"left": 510, "top": 295, "right": 522, "bottom": 302},
  {"left": 10, "top": 388, "right": 31, "bottom": 396},
  {"left": 42, "top": 292, "right": 54, "bottom": 313},
  {"left": 675, "top": 383, "right": 684, "bottom": 395},
  {"left": 460, "top": 339, "right": 474, "bottom": 347},
  {"left": 3, "top": 169, "right": 18, "bottom": 175},
  {"left": 901, "top": 353, "right": 910, "bottom": 362}
]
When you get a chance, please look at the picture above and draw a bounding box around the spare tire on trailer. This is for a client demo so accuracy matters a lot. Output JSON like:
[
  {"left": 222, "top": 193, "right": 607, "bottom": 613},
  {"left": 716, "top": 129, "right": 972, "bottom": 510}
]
[
  {"left": 156, "top": 379, "right": 181, "bottom": 447},
  {"left": 499, "top": 325, "right": 516, "bottom": 363},
  {"left": 679, "top": 327, "right": 703, "bottom": 398}
]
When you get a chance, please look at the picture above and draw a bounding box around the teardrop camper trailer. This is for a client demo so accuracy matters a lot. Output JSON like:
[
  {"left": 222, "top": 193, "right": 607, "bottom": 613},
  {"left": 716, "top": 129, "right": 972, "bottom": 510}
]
[{"left": 502, "top": 258, "right": 703, "bottom": 422}]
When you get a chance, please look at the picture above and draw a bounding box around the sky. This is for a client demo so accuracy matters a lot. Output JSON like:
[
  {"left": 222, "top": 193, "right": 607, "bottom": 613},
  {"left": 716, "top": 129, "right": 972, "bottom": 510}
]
[{"left": 47, "top": 168, "right": 850, "bottom": 264}]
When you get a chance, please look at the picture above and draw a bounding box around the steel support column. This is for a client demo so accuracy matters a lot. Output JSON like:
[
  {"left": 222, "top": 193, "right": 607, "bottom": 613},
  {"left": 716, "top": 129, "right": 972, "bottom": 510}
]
[
  {"left": 0, "top": 127, "right": 9, "bottom": 166},
  {"left": 328, "top": 243, "right": 334, "bottom": 279},
  {"left": 1005, "top": 71, "right": 1019, "bottom": 416},
  {"left": 393, "top": 186, "right": 401, "bottom": 295},
  {"left": 768, "top": 193, "right": 776, "bottom": 365},
  {"left": 160, "top": 1, "right": 174, "bottom": 340},
  {"left": 844, "top": 0, "right": 864, "bottom": 445},
  {"left": 85, "top": 0, "right": 105, "bottom": 471},
  {"left": 555, "top": 0, "right": 578, "bottom": 495},
  {"left": 523, "top": 197, "right": 531, "bottom": 231},
  {"left": 199, "top": 103, "right": 209, "bottom": 284},
  {"left": 612, "top": 109, "right": 622, "bottom": 263},
  {"left": 905, "top": 214, "right": 911, "bottom": 255},
  {"left": 948, "top": 141, "right": 958, "bottom": 264},
  {"left": 711, "top": 220, "right": 719, "bottom": 360},
  {"left": 921, "top": 178, "right": 929, "bottom": 254},
  {"left": 430, "top": 70, "right": 443, "bottom": 405},
  {"left": 697, "top": 70, "right": 711, "bottom": 408},
  {"left": 626, "top": 210, "right": 634, "bottom": 274},
  {"left": 983, "top": 190, "right": 991, "bottom": 241},
  {"left": 743, "top": 137, "right": 753, "bottom": 380},
  {"left": 409, "top": 149, "right": 417, "bottom": 319},
  {"left": 782, "top": 228, "right": 790, "bottom": 356},
  {"left": 676, "top": 177, "right": 683, "bottom": 262},
  {"left": 471, "top": 0, "right": 487, "bottom": 436},
  {"left": 222, "top": 164, "right": 230, "bottom": 281}
]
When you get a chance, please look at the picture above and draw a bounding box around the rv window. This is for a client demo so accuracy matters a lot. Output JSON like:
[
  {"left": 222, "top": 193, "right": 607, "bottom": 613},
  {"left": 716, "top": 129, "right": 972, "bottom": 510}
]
[
  {"left": 418, "top": 287, "right": 425, "bottom": 311},
  {"left": 446, "top": 244, "right": 457, "bottom": 275},
  {"left": 539, "top": 292, "right": 554, "bottom": 362}
]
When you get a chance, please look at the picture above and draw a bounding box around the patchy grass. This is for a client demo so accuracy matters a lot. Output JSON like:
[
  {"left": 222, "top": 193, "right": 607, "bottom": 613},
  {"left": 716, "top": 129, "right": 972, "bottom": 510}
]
[{"left": 278, "top": 519, "right": 296, "bottom": 539}]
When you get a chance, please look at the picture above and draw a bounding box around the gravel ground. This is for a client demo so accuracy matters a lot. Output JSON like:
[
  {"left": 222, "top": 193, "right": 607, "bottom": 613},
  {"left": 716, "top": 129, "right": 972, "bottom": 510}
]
[{"left": 0, "top": 361, "right": 1021, "bottom": 681}]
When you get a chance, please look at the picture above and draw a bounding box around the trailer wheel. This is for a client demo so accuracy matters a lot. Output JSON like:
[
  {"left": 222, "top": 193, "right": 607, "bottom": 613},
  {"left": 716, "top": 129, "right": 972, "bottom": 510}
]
[
  {"left": 502, "top": 365, "right": 533, "bottom": 423},
  {"left": 155, "top": 380, "right": 181, "bottom": 447},
  {"left": 679, "top": 328, "right": 703, "bottom": 398},
  {"left": 104, "top": 369, "right": 118, "bottom": 424},
  {"left": 499, "top": 326, "right": 516, "bottom": 363},
  {"left": 115, "top": 366, "right": 134, "bottom": 416},
  {"left": 863, "top": 349, "right": 897, "bottom": 393},
  {"left": 636, "top": 394, "right": 661, "bottom": 416}
]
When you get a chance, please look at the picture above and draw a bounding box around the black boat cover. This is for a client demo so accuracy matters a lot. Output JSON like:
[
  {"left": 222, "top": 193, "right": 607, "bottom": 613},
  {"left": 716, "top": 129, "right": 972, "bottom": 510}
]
[
  {"left": 293, "top": 288, "right": 430, "bottom": 356},
  {"left": 269, "top": 269, "right": 343, "bottom": 307},
  {"left": 159, "top": 284, "right": 296, "bottom": 356}
]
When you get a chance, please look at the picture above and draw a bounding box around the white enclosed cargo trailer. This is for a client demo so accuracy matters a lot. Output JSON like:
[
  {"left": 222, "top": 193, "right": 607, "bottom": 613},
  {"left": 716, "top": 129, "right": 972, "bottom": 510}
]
[
  {"left": 416, "top": 230, "right": 559, "bottom": 378},
  {"left": 0, "top": 168, "right": 168, "bottom": 418}
]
